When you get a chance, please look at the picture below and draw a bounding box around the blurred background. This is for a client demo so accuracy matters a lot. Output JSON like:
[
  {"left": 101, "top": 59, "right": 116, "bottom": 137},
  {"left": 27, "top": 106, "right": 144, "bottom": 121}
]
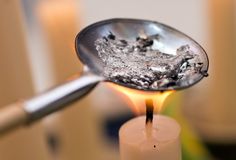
[{"left": 0, "top": 0, "right": 235, "bottom": 159}]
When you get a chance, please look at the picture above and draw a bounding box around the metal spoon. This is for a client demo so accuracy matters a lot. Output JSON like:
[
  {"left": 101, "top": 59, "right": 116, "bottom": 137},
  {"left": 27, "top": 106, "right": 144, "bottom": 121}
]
[
  {"left": 0, "top": 18, "right": 208, "bottom": 135},
  {"left": 76, "top": 18, "right": 209, "bottom": 91}
]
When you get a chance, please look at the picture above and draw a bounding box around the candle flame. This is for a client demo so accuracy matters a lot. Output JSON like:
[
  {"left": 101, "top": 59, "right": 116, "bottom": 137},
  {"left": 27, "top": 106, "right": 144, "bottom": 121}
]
[{"left": 106, "top": 83, "right": 174, "bottom": 115}]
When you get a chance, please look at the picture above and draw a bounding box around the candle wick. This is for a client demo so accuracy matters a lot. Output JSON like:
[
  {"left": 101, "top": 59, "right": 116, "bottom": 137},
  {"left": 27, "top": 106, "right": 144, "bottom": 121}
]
[
  {"left": 145, "top": 99, "right": 154, "bottom": 124},
  {"left": 145, "top": 99, "right": 154, "bottom": 138}
]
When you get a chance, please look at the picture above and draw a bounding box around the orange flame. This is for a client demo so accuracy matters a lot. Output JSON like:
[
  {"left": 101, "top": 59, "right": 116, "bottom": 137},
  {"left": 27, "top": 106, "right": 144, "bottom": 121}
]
[{"left": 106, "top": 82, "right": 174, "bottom": 115}]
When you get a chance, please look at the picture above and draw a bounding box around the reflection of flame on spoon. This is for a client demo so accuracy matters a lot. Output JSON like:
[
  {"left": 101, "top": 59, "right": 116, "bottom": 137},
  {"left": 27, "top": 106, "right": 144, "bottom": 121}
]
[{"left": 106, "top": 82, "right": 174, "bottom": 115}]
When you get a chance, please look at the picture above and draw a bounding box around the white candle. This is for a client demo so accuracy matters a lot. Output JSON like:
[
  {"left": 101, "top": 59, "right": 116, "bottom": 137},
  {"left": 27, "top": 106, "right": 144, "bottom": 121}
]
[{"left": 119, "top": 115, "right": 181, "bottom": 160}]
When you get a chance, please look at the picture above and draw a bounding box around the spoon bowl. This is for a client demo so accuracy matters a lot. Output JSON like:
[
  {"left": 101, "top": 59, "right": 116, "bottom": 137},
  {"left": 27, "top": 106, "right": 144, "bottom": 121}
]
[{"left": 75, "top": 18, "right": 209, "bottom": 91}]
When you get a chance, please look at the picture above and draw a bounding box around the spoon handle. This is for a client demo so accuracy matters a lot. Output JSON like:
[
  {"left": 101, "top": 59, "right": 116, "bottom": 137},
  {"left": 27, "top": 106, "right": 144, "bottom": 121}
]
[
  {"left": 0, "top": 72, "right": 102, "bottom": 136},
  {"left": 0, "top": 101, "right": 27, "bottom": 135}
]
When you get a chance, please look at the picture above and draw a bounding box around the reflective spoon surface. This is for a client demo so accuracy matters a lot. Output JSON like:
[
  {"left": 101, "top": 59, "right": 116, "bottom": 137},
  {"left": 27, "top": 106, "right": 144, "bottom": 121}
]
[{"left": 0, "top": 18, "right": 209, "bottom": 135}]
